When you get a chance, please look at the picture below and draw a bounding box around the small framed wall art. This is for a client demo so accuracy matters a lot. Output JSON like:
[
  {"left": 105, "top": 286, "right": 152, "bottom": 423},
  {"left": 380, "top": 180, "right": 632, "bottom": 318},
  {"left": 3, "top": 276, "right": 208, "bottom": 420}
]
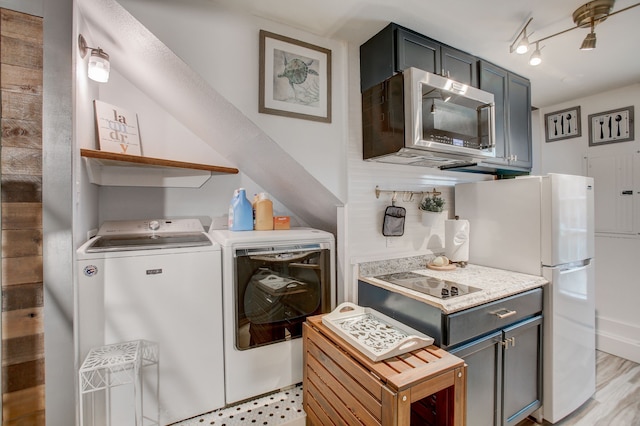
[
  {"left": 94, "top": 100, "right": 142, "bottom": 155},
  {"left": 544, "top": 106, "right": 581, "bottom": 142},
  {"left": 259, "top": 30, "right": 331, "bottom": 123},
  {"left": 588, "top": 106, "right": 635, "bottom": 146}
]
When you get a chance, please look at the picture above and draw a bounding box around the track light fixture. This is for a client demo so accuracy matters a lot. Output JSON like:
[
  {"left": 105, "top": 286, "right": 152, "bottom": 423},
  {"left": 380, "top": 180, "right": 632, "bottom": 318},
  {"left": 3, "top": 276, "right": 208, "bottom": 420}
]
[
  {"left": 509, "top": 17, "right": 532, "bottom": 54},
  {"left": 78, "top": 34, "right": 110, "bottom": 83},
  {"left": 529, "top": 42, "right": 542, "bottom": 66},
  {"left": 510, "top": 0, "right": 639, "bottom": 66}
]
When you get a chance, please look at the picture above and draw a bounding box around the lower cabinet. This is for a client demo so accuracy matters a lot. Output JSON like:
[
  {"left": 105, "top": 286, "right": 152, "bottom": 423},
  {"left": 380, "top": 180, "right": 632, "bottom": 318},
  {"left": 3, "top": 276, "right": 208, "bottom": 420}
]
[
  {"left": 358, "top": 282, "right": 544, "bottom": 426},
  {"left": 451, "top": 316, "right": 542, "bottom": 426}
]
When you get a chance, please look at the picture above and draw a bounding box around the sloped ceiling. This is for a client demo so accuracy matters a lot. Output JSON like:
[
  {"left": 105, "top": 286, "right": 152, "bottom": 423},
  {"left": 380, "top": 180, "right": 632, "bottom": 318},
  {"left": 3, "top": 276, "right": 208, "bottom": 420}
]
[
  {"left": 210, "top": 0, "right": 640, "bottom": 108},
  {"left": 77, "top": 0, "right": 343, "bottom": 233}
]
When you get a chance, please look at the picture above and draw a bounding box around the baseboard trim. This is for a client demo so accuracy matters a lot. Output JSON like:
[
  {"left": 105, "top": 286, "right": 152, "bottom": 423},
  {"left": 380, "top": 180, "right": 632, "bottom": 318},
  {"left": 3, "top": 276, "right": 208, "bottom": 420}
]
[{"left": 596, "top": 326, "right": 640, "bottom": 364}]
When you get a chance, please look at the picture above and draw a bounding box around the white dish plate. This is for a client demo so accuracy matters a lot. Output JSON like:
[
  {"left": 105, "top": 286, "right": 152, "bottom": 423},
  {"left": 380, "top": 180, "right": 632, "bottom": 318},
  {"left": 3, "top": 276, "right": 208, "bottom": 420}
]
[{"left": 322, "top": 302, "right": 434, "bottom": 362}]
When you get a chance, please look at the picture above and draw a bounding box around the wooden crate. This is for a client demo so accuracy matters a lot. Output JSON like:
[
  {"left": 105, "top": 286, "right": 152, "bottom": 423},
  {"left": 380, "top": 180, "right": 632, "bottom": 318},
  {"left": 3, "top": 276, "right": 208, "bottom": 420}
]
[{"left": 303, "top": 315, "right": 466, "bottom": 426}]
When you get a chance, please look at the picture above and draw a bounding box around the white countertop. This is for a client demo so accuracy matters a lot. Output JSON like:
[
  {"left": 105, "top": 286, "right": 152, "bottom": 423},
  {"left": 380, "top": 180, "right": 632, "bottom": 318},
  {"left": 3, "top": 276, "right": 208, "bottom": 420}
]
[{"left": 360, "top": 264, "right": 548, "bottom": 314}]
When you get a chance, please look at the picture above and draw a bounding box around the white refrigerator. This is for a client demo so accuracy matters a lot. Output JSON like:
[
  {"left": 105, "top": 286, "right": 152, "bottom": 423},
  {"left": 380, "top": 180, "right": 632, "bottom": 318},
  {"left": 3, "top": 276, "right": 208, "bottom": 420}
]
[{"left": 455, "top": 173, "right": 595, "bottom": 424}]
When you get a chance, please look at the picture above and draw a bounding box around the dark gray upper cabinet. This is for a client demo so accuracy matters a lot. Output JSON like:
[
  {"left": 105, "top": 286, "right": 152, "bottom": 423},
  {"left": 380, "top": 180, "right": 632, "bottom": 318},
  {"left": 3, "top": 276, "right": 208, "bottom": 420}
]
[
  {"left": 507, "top": 72, "right": 533, "bottom": 169},
  {"left": 396, "top": 27, "right": 441, "bottom": 77},
  {"left": 479, "top": 60, "right": 532, "bottom": 171},
  {"left": 360, "top": 23, "right": 477, "bottom": 92},
  {"left": 441, "top": 45, "right": 478, "bottom": 87},
  {"left": 360, "top": 22, "right": 532, "bottom": 175}
]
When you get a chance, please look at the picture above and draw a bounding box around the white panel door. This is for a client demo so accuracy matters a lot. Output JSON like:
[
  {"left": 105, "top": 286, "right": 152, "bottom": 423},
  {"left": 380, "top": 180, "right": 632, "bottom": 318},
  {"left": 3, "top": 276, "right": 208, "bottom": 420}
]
[{"left": 586, "top": 155, "right": 634, "bottom": 234}]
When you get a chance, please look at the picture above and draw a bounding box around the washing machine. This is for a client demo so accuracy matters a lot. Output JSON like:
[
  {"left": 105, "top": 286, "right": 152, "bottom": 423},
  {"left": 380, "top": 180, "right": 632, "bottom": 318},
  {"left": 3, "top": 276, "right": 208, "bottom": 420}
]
[
  {"left": 76, "top": 219, "right": 224, "bottom": 425},
  {"left": 209, "top": 227, "right": 335, "bottom": 404}
]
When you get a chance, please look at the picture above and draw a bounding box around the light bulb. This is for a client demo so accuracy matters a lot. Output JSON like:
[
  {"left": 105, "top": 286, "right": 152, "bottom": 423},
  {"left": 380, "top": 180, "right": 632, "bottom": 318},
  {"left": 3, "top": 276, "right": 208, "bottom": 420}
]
[
  {"left": 529, "top": 43, "right": 542, "bottom": 66},
  {"left": 516, "top": 35, "right": 529, "bottom": 54},
  {"left": 88, "top": 49, "right": 110, "bottom": 83}
]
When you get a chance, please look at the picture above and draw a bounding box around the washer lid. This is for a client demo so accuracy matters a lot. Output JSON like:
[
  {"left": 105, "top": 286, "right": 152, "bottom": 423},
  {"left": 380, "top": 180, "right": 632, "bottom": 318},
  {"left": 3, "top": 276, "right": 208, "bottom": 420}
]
[{"left": 85, "top": 232, "right": 212, "bottom": 252}]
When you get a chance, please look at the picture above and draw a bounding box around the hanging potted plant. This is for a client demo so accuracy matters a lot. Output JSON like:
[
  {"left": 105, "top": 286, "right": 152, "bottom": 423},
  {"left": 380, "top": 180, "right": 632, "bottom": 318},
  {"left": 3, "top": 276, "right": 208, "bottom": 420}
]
[{"left": 419, "top": 193, "right": 445, "bottom": 226}]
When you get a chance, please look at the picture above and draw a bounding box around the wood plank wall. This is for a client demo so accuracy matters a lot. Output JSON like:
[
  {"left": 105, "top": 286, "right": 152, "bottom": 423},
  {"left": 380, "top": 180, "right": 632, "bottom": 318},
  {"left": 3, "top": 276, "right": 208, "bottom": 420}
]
[{"left": 0, "top": 8, "right": 45, "bottom": 424}]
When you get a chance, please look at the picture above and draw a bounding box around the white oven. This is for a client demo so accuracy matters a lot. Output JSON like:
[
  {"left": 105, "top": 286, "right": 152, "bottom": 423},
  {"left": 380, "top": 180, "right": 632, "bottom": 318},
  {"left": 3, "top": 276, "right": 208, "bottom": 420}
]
[{"left": 209, "top": 228, "right": 335, "bottom": 404}]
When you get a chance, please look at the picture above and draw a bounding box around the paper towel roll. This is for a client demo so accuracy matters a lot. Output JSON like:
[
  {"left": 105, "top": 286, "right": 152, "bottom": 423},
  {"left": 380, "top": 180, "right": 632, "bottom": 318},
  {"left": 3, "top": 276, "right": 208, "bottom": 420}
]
[{"left": 445, "top": 219, "right": 470, "bottom": 262}]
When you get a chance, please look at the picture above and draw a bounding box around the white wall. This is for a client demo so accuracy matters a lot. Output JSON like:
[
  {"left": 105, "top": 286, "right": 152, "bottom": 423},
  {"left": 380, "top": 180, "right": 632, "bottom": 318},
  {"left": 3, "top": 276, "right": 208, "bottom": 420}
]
[
  {"left": 90, "top": 69, "right": 299, "bottom": 228},
  {"left": 538, "top": 84, "right": 640, "bottom": 363},
  {"left": 117, "top": 0, "right": 347, "bottom": 204}
]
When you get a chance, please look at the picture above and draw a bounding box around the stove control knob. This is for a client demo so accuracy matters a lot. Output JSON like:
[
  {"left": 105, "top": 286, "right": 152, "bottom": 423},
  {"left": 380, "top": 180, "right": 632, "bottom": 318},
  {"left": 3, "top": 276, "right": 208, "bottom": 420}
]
[{"left": 148, "top": 220, "right": 160, "bottom": 231}]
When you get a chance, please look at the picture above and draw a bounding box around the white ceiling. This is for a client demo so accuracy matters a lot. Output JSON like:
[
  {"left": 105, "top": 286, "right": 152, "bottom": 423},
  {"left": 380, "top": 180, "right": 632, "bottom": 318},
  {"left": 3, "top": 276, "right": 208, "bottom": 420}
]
[{"left": 210, "top": 0, "right": 640, "bottom": 108}]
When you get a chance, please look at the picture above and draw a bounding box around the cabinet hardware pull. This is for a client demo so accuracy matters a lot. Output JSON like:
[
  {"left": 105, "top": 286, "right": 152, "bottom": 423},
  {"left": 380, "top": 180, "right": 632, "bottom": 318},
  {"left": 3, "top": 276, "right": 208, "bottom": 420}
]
[
  {"left": 621, "top": 190, "right": 633, "bottom": 195},
  {"left": 502, "top": 337, "right": 516, "bottom": 349},
  {"left": 494, "top": 309, "right": 517, "bottom": 319}
]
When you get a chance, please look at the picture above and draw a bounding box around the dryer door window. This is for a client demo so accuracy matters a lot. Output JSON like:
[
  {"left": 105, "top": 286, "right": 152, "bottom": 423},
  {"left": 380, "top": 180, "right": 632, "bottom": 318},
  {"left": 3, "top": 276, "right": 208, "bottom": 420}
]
[{"left": 233, "top": 248, "right": 331, "bottom": 350}]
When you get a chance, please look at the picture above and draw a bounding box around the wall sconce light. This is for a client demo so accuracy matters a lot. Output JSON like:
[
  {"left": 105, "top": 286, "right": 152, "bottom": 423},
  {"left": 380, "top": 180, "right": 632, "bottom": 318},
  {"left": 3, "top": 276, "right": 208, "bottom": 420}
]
[
  {"left": 78, "top": 34, "right": 110, "bottom": 83},
  {"left": 511, "top": 0, "right": 639, "bottom": 66}
]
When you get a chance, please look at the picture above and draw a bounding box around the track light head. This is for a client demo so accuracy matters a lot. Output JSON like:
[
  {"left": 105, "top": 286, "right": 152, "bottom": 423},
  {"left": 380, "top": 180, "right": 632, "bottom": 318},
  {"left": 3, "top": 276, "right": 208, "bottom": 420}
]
[
  {"left": 516, "top": 34, "right": 530, "bottom": 54},
  {"left": 529, "top": 43, "right": 542, "bottom": 66}
]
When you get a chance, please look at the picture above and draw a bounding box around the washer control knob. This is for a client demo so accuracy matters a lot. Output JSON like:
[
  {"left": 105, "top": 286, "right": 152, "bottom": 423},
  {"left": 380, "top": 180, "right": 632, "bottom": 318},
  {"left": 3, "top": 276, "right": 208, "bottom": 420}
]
[{"left": 148, "top": 220, "right": 160, "bottom": 231}]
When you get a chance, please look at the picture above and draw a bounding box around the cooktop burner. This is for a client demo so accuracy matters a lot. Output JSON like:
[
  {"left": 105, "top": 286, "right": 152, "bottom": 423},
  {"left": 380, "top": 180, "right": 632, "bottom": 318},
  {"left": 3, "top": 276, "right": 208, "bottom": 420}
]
[{"left": 374, "top": 271, "right": 482, "bottom": 299}]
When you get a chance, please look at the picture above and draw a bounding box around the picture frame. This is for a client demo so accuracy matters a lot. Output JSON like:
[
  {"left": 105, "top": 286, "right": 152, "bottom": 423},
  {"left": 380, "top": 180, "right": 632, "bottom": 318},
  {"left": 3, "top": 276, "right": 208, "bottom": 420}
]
[
  {"left": 259, "top": 30, "right": 331, "bottom": 123},
  {"left": 94, "top": 100, "right": 142, "bottom": 155},
  {"left": 588, "top": 106, "right": 634, "bottom": 146},
  {"left": 544, "top": 106, "right": 581, "bottom": 142}
]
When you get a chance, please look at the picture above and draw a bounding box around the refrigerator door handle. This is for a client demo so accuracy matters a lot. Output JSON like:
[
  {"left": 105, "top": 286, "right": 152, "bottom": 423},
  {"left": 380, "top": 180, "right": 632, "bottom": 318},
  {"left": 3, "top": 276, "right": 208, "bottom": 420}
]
[{"left": 558, "top": 258, "right": 591, "bottom": 272}]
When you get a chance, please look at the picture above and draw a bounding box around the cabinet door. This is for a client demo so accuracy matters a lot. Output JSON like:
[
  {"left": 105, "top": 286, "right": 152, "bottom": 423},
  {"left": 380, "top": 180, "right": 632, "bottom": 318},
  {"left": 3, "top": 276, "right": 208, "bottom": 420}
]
[
  {"left": 451, "top": 331, "right": 502, "bottom": 426},
  {"left": 360, "top": 23, "right": 396, "bottom": 92},
  {"left": 507, "top": 73, "right": 532, "bottom": 169},
  {"left": 502, "top": 316, "right": 542, "bottom": 426},
  {"left": 442, "top": 45, "right": 478, "bottom": 87},
  {"left": 396, "top": 27, "right": 441, "bottom": 75},
  {"left": 586, "top": 154, "right": 635, "bottom": 234},
  {"left": 478, "top": 60, "right": 508, "bottom": 164}
]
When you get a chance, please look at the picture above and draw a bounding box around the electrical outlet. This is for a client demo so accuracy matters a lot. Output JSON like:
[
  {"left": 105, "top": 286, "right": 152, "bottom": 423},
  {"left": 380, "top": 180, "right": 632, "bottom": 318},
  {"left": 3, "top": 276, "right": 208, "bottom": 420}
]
[{"left": 386, "top": 237, "right": 396, "bottom": 248}]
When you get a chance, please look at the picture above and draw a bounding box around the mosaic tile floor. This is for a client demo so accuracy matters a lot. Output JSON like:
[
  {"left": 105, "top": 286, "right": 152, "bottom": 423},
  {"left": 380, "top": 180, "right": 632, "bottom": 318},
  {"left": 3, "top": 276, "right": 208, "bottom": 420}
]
[{"left": 173, "top": 384, "right": 305, "bottom": 426}]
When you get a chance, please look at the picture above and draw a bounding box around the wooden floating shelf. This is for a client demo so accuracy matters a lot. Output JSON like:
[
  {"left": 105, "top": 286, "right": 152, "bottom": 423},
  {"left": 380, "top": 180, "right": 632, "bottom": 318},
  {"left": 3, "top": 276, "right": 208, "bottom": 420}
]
[{"left": 80, "top": 149, "right": 239, "bottom": 188}]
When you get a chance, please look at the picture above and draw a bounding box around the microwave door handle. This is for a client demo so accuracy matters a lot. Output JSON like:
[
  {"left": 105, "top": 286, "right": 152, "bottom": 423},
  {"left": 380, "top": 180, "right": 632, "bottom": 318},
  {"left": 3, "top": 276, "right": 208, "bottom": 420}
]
[{"left": 477, "top": 102, "right": 496, "bottom": 150}]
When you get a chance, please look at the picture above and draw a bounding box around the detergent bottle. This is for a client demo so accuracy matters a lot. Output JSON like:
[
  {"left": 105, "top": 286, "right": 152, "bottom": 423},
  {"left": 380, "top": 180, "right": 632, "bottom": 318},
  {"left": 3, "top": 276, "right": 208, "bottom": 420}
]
[
  {"left": 229, "top": 188, "right": 253, "bottom": 231},
  {"left": 254, "top": 193, "right": 274, "bottom": 230}
]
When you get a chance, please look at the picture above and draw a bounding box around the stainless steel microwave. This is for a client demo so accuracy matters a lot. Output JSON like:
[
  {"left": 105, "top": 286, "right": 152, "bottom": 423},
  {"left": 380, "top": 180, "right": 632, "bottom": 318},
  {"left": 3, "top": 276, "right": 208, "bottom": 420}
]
[{"left": 362, "top": 67, "right": 496, "bottom": 169}]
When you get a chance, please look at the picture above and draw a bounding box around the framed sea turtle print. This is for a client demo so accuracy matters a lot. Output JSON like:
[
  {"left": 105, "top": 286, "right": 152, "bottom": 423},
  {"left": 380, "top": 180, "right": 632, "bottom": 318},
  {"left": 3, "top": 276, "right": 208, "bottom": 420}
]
[{"left": 259, "top": 30, "right": 331, "bottom": 123}]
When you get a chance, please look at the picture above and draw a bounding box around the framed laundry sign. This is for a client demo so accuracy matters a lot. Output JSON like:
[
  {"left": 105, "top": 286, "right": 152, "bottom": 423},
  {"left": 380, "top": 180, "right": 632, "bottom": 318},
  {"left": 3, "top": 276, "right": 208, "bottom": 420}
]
[
  {"left": 94, "top": 100, "right": 142, "bottom": 155},
  {"left": 259, "top": 30, "right": 331, "bottom": 123},
  {"left": 544, "top": 106, "right": 581, "bottom": 142},
  {"left": 588, "top": 106, "right": 634, "bottom": 146}
]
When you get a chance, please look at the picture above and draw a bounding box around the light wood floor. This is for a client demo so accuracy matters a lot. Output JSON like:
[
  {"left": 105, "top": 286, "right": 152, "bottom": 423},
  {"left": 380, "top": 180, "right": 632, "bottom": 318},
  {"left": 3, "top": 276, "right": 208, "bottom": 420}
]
[{"left": 518, "top": 350, "right": 640, "bottom": 425}]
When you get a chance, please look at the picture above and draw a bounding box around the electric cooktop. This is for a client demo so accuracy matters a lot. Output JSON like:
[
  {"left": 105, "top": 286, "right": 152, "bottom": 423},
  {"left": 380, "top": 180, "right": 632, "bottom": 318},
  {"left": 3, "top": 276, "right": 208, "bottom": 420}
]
[{"left": 374, "top": 271, "right": 482, "bottom": 299}]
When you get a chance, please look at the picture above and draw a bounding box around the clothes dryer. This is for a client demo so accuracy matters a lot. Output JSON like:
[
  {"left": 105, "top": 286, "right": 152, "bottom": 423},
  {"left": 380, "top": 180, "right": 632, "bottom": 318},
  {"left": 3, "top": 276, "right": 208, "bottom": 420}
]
[{"left": 209, "top": 228, "right": 335, "bottom": 404}]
